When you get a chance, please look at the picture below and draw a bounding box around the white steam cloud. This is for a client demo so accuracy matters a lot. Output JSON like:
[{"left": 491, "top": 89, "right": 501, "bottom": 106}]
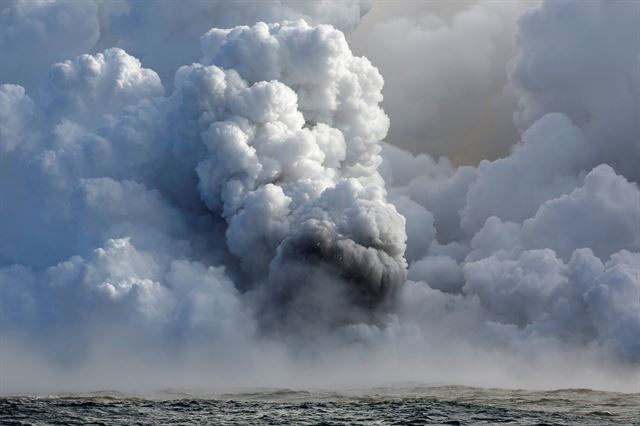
[
  {"left": 0, "top": 0, "right": 371, "bottom": 91},
  {"left": 1, "top": 0, "right": 639, "bottom": 393},
  {"left": 381, "top": 0, "right": 640, "bottom": 366}
]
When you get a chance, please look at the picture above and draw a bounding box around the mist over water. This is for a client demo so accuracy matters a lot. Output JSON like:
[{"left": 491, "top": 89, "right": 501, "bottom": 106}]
[{"left": 0, "top": 0, "right": 639, "bottom": 396}]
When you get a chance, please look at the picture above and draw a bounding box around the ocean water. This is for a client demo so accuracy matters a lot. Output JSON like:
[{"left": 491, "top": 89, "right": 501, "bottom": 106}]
[{"left": 2, "top": 386, "right": 639, "bottom": 425}]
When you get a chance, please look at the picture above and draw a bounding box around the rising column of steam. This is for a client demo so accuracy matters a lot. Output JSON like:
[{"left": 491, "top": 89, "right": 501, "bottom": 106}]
[
  {"left": 0, "top": 20, "right": 406, "bottom": 348},
  {"left": 195, "top": 21, "right": 407, "bottom": 330}
]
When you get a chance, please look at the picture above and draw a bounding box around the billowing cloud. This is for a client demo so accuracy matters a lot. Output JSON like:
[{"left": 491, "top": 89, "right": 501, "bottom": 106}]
[
  {"left": 0, "top": 18, "right": 406, "bottom": 362},
  {"left": 511, "top": 0, "right": 640, "bottom": 181},
  {"left": 0, "top": 0, "right": 639, "bottom": 393},
  {"left": 381, "top": 0, "right": 640, "bottom": 369},
  {"left": 0, "top": 0, "right": 371, "bottom": 92},
  {"left": 523, "top": 164, "right": 640, "bottom": 260},
  {"left": 0, "top": 0, "right": 101, "bottom": 91}
]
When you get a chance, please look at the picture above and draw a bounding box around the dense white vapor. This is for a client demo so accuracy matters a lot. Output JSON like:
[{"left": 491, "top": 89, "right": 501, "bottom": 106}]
[
  {"left": 192, "top": 20, "right": 406, "bottom": 329},
  {"left": 511, "top": 0, "right": 640, "bottom": 181},
  {"left": 0, "top": 0, "right": 101, "bottom": 91},
  {"left": 43, "top": 48, "right": 164, "bottom": 126},
  {"left": 0, "top": 16, "right": 406, "bottom": 364},
  {"left": 522, "top": 165, "right": 640, "bottom": 260},
  {"left": 461, "top": 247, "right": 640, "bottom": 361},
  {"left": 461, "top": 113, "right": 594, "bottom": 234},
  {"left": 1, "top": 0, "right": 639, "bottom": 394},
  {"left": 114, "top": 0, "right": 371, "bottom": 86},
  {"left": 382, "top": 0, "right": 640, "bottom": 369},
  {"left": 0, "top": 0, "right": 371, "bottom": 92}
]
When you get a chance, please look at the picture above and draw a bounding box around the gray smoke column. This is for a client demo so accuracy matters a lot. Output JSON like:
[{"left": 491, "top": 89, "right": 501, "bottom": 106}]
[{"left": 195, "top": 21, "right": 407, "bottom": 330}]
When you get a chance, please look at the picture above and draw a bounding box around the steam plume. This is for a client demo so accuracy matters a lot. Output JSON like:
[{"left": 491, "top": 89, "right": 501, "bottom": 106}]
[{"left": 1, "top": 0, "right": 639, "bottom": 393}]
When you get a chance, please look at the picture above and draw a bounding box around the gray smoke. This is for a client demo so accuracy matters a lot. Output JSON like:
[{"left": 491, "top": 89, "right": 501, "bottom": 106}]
[{"left": 194, "top": 21, "right": 407, "bottom": 330}]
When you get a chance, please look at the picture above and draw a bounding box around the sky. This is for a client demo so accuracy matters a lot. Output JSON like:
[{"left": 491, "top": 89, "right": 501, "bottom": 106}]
[{"left": 0, "top": 0, "right": 639, "bottom": 394}]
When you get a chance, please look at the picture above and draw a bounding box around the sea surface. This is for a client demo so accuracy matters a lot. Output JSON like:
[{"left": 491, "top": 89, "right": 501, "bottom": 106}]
[{"left": 1, "top": 385, "right": 639, "bottom": 425}]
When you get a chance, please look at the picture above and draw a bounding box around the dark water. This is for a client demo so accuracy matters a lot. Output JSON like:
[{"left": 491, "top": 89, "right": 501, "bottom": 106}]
[{"left": 2, "top": 386, "right": 639, "bottom": 425}]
